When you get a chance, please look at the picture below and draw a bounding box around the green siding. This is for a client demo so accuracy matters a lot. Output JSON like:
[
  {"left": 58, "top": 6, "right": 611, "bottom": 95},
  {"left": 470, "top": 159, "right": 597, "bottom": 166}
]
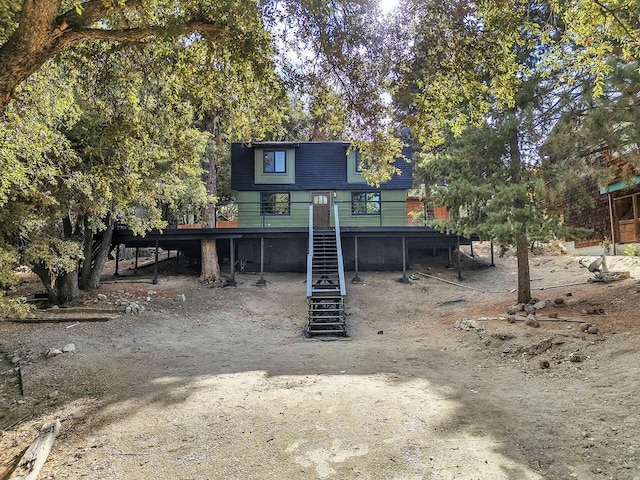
[
  {"left": 237, "top": 191, "right": 310, "bottom": 227},
  {"left": 237, "top": 190, "right": 408, "bottom": 227},
  {"left": 254, "top": 148, "right": 296, "bottom": 184},
  {"left": 335, "top": 190, "right": 407, "bottom": 227},
  {"left": 346, "top": 150, "right": 367, "bottom": 184}
]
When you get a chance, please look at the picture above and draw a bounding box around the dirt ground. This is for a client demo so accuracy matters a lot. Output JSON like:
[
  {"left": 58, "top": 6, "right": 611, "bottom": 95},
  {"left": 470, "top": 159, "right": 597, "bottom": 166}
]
[{"left": 1, "top": 243, "right": 640, "bottom": 480}]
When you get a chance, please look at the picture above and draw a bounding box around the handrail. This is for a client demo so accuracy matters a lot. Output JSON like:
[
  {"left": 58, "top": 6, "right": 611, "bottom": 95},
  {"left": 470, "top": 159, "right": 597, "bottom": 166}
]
[
  {"left": 306, "top": 203, "right": 313, "bottom": 298},
  {"left": 333, "top": 203, "right": 347, "bottom": 296}
]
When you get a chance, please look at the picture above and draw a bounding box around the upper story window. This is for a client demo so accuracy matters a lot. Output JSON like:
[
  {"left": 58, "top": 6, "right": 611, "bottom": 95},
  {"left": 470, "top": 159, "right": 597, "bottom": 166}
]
[
  {"left": 354, "top": 151, "right": 368, "bottom": 173},
  {"left": 351, "top": 191, "right": 381, "bottom": 215},
  {"left": 263, "top": 150, "right": 286, "bottom": 173}
]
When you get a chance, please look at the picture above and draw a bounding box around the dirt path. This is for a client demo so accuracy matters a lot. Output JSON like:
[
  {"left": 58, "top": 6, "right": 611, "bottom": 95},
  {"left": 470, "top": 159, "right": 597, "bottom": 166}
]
[{"left": 1, "top": 246, "right": 640, "bottom": 479}]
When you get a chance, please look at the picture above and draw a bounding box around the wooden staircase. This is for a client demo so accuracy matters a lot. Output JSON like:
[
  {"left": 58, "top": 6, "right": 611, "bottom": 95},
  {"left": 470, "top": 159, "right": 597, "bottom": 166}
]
[{"left": 306, "top": 206, "right": 347, "bottom": 337}]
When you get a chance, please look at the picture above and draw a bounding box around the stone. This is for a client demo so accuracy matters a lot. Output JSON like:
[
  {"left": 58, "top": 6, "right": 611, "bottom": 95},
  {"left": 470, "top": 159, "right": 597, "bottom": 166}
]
[
  {"left": 548, "top": 312, "right": 558, "bottom": 319},
  {"left": 46, "top": 348, "right": 63, "bottom": 357},
  {"left": 580, "top": 323, "right": 591, "bottom": 332},
  {"left": 539, "top": 360, "right": 550, "bottom": 369},
  {"left": 533, "top": 300, "right": 548, "bottom": 310},
  {"left": 507, "top": 316, "right": 516, "bottom": 323},
  {"left": 587, "top": 326, "right": 599, "bottom": 335},
  {"left": 454, "top": 318, "right": 485, "bottom": 333},
  {"left": 97, "top": 293, "right": 107, "bottom": 301},
  {"left": 554, "top": 297, "right": 565, "bottom": 305},
  {"left": 506, "top": 306, "right": 518, "bottom": 315},
  {"left": 569, "top": 352, "right": 586, "bottom": 363},
  {"left": 525, "top": 316, "right": 540, "bottom": 328},
  {"left": 11, "top": 356, "right": 20, "bottom": 365},
  {"left": 125, "top": 306, "right": 132, "bottom": 315},
  {"left": 524, "top": 304, "right": 536, "bottom": 314},
  {"left": 176, "top": 294, "right": 186, "bottom": 302},
  {"left": 62, "top": 343, "right": 76, "bottom": 353}
]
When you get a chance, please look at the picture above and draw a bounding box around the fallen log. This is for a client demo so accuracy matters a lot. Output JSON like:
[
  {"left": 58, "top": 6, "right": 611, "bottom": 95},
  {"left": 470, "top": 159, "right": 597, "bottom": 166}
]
[
  {"left": 10, "top": 316, "right": 116, "bottom": 324},
  {"left": 415, "top": 272, "right": 505, "bottom": 293},
  {"left": 9, "top": 420, "right": 61, "bottom": 480}
]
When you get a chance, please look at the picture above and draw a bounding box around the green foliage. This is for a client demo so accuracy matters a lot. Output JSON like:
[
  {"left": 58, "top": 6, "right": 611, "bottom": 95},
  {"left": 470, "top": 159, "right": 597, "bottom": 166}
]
[{"left": 623, "top": 243, "right": 638, "bottom": 256}]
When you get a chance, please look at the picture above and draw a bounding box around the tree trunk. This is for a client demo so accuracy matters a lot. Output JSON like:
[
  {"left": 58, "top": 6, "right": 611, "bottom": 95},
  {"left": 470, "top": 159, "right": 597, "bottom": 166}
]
[
  {"left": 54, "top": 266, "right": 79, "bottom": 306},
  {"left": 509, "top": 126, "right": 531, "bottom": 304},
  {"left": 516, "top": 233, "right": 531, "bottom": 304},
  {"left": 80, "top": 213, "right": 114, "bottom": 290},
  {"left": 200, "top": 129, "right": 222, "bottom": 283}
]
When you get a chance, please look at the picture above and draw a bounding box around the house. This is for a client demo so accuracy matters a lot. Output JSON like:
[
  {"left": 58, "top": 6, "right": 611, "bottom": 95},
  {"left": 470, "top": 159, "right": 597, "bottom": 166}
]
[
  {"left": 230, "top": 141, "right": 412, "bottom": 228},
  {"left": 564, "top": 150, "right": 640, "bottom": 255},
  {"left": 111, "top": 140, "right": 472, "bottom": 279}
]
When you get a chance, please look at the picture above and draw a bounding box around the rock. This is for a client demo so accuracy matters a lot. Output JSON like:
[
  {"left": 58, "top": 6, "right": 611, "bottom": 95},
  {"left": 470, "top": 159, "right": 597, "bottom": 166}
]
[
  {"left": 125, "top": 306, "right": 132, "bottom": 315},
  {"left": 525, "top": 316, "right": 540, "bottom": 328},
  {"left": 11, "top": 356, "right": 20, "bottom": 365},
  {"left": 62, "top": 343, "right": 75, "bottom": 353},
  {"left": 554, "top": 297, "right": 565, "bottom": 305},
  {"left": 548, "top": 312, "right": 558, "bottom": 319},
  {"left": 176, "top": 294, "right": 186, "bottom": 302},
  {"left": 454, "top": 318, "right": 485, "bottom": 333},
  {"left": 587, "top": 326, "right": 599, "bottom": 334},
  {"left": 533, "top": 300, "right": 548, "bottom": 310},
  {"left": 539, "top": 360, "right": 550, "bottom": 369},
  {"left": 48, "top": 390, "right": 60, "bottom": 398},
  {"left": 580, "top": 323, "right": 591, "bottom": 332},
  {"left": 506, "top": 306, "right": 518, "bottom": 315},
  {"left": 524, "top": 304, "right": 536, "bottom": 314},
  {"left": 46, "top": 348, "right": 63, "bottom": 358},
  {"left": 507, "top": 316, "right": 516, "bottom": 324},
  {"left": 97, "top": 293, "right": 107, "bottom": 301},
  {"left": 569, "top": 352, "right": 586, "bottom": 363}
]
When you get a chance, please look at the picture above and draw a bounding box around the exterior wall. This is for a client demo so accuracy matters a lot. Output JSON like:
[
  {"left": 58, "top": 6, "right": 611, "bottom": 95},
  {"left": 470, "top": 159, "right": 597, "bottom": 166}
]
[
  {"left": 236, "top": 236, "right": 406, "bottom": 272},
  {"left": 236, "top": 191, "right": 310, "bottom": 227},
  {"left": 563, "top": 177, "right": 611, "bottom": 248},
  {"left": 237, "top": 190, "right": 409, "bottom": 227},
  {"left": 335, "top": 190, "right": 407, "bottom": 227},
  {"left": 253, "top": 148, "right": 296, "bottom": 185}
]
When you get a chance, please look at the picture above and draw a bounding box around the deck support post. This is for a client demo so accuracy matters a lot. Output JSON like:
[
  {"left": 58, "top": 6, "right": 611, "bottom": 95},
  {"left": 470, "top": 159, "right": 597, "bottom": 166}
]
[
  {"left": 153, "top": 240, "right": 159, "bottom": 285},
  {"left": 229, "top": 238, "right": 236, "bottom": 287},
  {"left": 134, "top": 247, "right": 139, "bottom": 275},
  {"left": 399, "top": 236, "right": 410, "bottom": 284},
  {"left": 470, "top": 242, "right": 475, "bottom": 257},
  {"left": 176, "top": 246, "right": 180, "bottom": 274},
  {"left": 456, "top": 236, "right": 463, "bottom": 280},
  {"left": 114, "top": 244, "right": 120, "bottom": 277},
  {"left": 447, "top": 246, "right": 452, "bottom": 267},
  {"left": 352, "top": 235, "right": 361, "bottom": 283},
  {"left": 256, "top": 237, "right": 266, "bottom": 285}
]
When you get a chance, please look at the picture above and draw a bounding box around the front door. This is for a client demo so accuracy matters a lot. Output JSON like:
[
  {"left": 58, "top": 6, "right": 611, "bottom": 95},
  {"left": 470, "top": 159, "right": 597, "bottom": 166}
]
[{"left": 312, "top": 192, "right": 331, "bottom": 227}]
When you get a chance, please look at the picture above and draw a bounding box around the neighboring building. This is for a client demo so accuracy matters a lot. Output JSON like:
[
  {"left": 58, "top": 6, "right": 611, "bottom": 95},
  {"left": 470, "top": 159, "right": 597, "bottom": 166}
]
[
  {"left": 230, "top": 141, "right": 412, "bottom": 228},
  {"left": 564, "top": 150, "right": 640, "bottom": 254}
]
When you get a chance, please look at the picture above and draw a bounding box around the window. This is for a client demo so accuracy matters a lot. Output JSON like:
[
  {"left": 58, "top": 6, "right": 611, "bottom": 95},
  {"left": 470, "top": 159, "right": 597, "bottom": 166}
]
[
  {"left": 354, "top": 151, "right": 368, "bottom": 173},
  {"left": 351, "top": 191, "right": 380, "bottom": 215},
  {"left": 263, "top": 150, "right": 286, "bottom": 173},
  {"left": 261, "top": 192, "right": 290, "bottom": 215}
]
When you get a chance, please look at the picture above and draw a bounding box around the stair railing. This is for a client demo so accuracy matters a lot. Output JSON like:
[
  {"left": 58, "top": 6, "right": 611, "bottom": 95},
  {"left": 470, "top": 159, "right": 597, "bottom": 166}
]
[
  {"left": 333, "top": 203, "right": 347, "bottom": 296},
  {"left": 307, "top": 203, "right": 313, "bottom": 298}
]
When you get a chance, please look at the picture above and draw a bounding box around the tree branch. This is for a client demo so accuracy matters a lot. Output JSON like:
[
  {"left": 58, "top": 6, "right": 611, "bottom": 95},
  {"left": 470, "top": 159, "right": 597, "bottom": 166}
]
[
  {"left": 590, "top": 0, "right": 638, "bottom": 42},
  {"left": 58, "top": 20, "right": 232, "bottom": 49}
]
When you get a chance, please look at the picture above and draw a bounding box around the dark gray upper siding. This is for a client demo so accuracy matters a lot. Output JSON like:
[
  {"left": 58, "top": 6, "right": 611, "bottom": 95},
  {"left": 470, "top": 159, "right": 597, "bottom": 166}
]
[{"left": 231, "top": 142, "right": 412, "bottom": 191}]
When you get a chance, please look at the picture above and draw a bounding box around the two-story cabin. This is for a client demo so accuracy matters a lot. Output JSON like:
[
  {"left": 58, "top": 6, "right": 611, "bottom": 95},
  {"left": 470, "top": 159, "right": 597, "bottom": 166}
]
[
  {"left": 112, "top": 140, "right": 471, "bottom": 276},
  {"left": 231, "top": 141, "right": 412, "bottom": 229}
]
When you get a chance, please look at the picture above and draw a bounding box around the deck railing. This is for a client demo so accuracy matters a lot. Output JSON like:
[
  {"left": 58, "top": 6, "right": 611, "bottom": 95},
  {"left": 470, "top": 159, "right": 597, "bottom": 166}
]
[
  {"left": 333, "top": 203, "right": 347, "bottom": 297},
  {"left": 166, "top": 199, "right": 449, "bottom": 229}
]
